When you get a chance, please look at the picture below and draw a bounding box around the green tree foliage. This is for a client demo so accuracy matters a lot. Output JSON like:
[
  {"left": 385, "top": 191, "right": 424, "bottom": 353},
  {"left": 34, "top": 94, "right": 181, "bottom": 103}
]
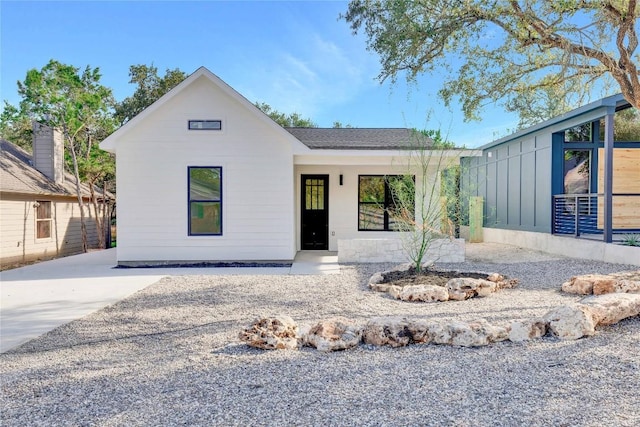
[
  {"left": 609, "top": 106, "right": 640, "bottom": 140},
  {"left": 507, "top": 81, "right": 591, "bottom": 127},
  {"left": 343, "top": 0, "right": 640, "bottom": 122},
  {"left": 115, "top": 64, "right": 187, "bottom": 125},
  {"left": 255, "top": 102, "right": 318, "bottom": 127},
  {"left": 412, "top": 128, "right": 455, "bottom": 148},
  {"left": 0, "top": 102, "right": 32, "bottom": 150},
  {"left": 12, "top": 60, "right": 116, "bottom": 251},
  {"left": 332, "top": 121, "right": 354, "bottom": 128}
]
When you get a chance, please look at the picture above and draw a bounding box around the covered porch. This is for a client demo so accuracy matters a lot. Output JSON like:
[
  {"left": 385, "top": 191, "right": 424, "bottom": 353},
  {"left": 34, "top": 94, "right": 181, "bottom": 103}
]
[{"left": 551, "top": 98, "right": 640, "bottom": 242}]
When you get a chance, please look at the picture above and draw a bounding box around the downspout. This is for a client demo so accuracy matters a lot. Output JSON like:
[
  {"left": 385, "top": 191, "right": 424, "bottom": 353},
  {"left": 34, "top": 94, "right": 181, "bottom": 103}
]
[{"left": 603, "top": 107, "right": 615, "bottom": 243}]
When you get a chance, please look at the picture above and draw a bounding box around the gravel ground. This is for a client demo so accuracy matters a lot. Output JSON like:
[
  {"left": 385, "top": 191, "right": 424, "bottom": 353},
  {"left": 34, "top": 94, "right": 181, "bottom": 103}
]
[{"left": 1, "top": 245, "right": 639, "bottom": 427}]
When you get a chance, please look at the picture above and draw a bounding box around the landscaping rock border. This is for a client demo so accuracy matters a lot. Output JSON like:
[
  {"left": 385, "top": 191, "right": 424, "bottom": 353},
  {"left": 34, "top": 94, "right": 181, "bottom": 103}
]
[
  {"left": 368, "top": 263, "right": 518, "bottom": 302},
  {"left": 239, "top": 292, "right": 640, "bottom": 351},
  {"left": 561, "top": 271, "right": 640, "bottom": 295}
]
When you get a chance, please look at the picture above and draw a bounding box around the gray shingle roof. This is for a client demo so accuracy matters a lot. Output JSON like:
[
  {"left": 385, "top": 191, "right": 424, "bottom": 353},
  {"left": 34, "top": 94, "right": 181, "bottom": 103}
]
[
  {"left": 285, "top": 128, "right": 433, "bottom": 150},
  {"left": 0, "top": 139, "right": 102, "bottom": 198}
]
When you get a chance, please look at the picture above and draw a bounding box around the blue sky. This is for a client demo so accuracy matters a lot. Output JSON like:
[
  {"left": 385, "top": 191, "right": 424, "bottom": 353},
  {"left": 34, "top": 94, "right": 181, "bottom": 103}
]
[{"left": 1, "top": 0, "right": 522, "bottom": 147}]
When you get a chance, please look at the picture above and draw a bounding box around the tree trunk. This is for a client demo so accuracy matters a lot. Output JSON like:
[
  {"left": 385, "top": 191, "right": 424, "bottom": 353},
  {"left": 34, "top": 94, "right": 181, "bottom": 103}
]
[
  {"left": 103, "top": 181, "right": 110, "bottom": 248},
  {"left": 88, "top": 178, "right": 105, "bottom": 249},
  {"left": 68, "top": 138, "right": 88, "bottom": 253}
]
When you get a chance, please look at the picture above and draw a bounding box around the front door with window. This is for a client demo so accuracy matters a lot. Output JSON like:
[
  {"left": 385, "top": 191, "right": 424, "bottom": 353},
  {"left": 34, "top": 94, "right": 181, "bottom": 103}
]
[{"left": 301, "top": 175, "right": 329, "bottom": 250}]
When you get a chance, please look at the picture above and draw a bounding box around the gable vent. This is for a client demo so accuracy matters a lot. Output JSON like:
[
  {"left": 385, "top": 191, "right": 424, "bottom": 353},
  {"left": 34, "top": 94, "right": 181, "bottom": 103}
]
[{"left": 188, "top": 120, "right": 222, "bottom": 130}]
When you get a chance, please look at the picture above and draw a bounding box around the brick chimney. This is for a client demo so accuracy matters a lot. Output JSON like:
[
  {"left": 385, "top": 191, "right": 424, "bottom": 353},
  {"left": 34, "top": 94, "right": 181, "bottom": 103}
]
[{"left": 32, "top": 122, "right": 65, "bottom": 185}]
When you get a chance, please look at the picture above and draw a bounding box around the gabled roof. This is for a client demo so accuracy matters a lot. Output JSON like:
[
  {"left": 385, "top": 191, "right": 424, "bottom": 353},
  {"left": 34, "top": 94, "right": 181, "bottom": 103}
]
[
  {"left": 100, "top": 67, "right": 309, "bottom": 153},
  {"left": 285, "top": 127, "right": 433, "bottom": 150},
  {"left": 0, "top": 139, "right": 104, "bottom": 199}
]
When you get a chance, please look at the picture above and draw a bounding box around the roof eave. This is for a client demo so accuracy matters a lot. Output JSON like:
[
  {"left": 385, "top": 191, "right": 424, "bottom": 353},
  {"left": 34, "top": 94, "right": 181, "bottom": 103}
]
[{"left": 479, "top": 93, "right": 629, "bottom": 151}]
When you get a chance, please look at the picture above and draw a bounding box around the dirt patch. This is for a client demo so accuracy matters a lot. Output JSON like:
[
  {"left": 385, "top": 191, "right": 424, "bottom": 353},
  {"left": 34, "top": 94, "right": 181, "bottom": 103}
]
[{"left": 381, "top": 268, "right": 490, "bottom": 288}]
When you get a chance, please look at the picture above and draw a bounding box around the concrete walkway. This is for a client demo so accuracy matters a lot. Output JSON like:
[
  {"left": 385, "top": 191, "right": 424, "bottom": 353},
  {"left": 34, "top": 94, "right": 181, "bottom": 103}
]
[{"left": 0, "top": 249, "right": 337, "bottom": 352}]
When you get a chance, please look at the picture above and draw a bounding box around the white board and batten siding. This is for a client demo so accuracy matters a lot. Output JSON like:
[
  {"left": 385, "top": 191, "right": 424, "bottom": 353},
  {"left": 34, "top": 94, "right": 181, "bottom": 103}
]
[{"left": 113, "top": 75, "right": 296, "bottom": 263}]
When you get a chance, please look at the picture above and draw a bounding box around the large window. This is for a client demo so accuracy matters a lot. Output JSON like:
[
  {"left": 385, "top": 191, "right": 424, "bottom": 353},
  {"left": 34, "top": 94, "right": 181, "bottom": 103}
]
[
  {"left": 188, "top": 167, "right": 222, "bottom": 235},
  {"left": 564, "top": 123, "right": 592, "bottom": 142},
  {"left": 358, "top": 175, "right": 414, "bottom": 231},
  {"left": 564, "top": 150, "right": 591, "bottom": 194},
  {"left": 35, "top": 201, "right": 52, "bottom": 239}
]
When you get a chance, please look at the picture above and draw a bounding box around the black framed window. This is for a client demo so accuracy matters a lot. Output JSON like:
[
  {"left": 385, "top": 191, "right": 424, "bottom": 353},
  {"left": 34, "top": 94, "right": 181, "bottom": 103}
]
[
  {"left": 358, "top": 175, "right": 414, "bottom": 231},
  {"left": 304, "top": 178, "right": 325, "bottom": 210},
  {"left": 188, "top": 167, "right": 222, "bottom": 235},
  {"left": 188, "top": 120, "right": 222, "bottom": 130}
]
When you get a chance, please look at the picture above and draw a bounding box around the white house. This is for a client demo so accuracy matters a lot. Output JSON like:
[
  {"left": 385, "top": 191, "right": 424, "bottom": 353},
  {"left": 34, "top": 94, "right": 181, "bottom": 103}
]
[{"left": 100, "top": 67, "right": 469, "bottom": 266}]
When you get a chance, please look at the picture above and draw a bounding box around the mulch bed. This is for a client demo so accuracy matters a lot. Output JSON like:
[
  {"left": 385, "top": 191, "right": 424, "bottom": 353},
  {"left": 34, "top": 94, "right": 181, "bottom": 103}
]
[{"left": 381, "top": 268, "right": 490, "bottom": 288}]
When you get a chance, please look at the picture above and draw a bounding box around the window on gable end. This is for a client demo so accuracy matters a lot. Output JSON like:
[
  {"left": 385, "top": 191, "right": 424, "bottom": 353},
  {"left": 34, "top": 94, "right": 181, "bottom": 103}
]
[{"left": 188, "top": 167, "right": 222, "bottom": 235}]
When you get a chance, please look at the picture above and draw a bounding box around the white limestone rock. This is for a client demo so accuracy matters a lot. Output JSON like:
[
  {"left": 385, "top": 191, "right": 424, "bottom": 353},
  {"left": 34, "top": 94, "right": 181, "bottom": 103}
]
[
  {"left": 465, "top": 319, "right": 509, "bottom": 344},
  {"left": 427, "top": 319, "right": 508, "bottom": 347},
  {"left": 424, "top": 322, "right": 451, "bottom": 345},
  {"left": 508, "top": 318, "right": 548, "bottom": 342},
  {"left": 362, "top": 317, "right": 412, "bottom": 347},
  {"left": 397, "top": 285, "right": 449, "bottom": 302},
  {"left": 561, "top": 273, "right": 640, "bottom": 296},
  {"left": 239, "top": 315, "right": 299, "bottom": 350},
  {"left": 368, "top": 272, "right": 385, "bottom": 287},
  {"left": 543, "top": 305, "right": 597, "bottom": 340},
  {"left": 407, "top": 319, "right": 436, "bottom": 344},
  {"left": 578, "top": 293, "right": 640, "bottom": 326},
  {"left": 594, "top": 278, "right": 640, "bottom": 295},
  {"left": 486, "top": 273, "right": 504, "bottom": 283},
  {"left": 561, "top": 275, "right": 597, "bottom": 295},
  {"left": 370, "top": 282, "right": 393, "bottom": 292},
  {"left": 387, "top": 285, "right": 403, "bottom": 299},
  {"left": 304, "top": 317, "right": 362, "bottom": 352},
  {"left": 561, "top": 274, "right": 615, "bottom": 295},
  {"left": 447, "top": 277, "right": 497, "bottom": 301},
  {"left": 614, "top": 279, "right": 640, "bottom": 294}
]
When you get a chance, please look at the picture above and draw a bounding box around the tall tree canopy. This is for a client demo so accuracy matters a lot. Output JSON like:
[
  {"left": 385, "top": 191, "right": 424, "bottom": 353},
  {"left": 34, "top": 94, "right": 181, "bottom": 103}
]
[
  {"left": 343, "top": 0, "right": 640, "bottom": 123},
  {"left": 11, "top": 60, "right": 116, "bottom": 250},
  {"left": 114, "top": 64, "right": 187, "bottom": 125}
]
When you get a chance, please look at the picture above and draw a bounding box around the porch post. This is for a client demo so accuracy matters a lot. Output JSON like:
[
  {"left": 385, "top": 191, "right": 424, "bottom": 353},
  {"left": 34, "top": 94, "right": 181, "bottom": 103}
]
[{"left": 603, "top": 108, "right": 615, "bottom": 243}]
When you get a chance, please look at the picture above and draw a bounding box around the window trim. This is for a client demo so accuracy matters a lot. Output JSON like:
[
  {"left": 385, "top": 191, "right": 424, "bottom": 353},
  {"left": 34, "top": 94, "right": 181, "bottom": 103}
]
[
  {"left": 35, "top": 200, "right": 52, "bottom": 240},
  {"left": 188, "top": 166, "right": 223, "bottom": 236},
  {"left": 358, "top": 175, "right": 414, "bottom": 232}
]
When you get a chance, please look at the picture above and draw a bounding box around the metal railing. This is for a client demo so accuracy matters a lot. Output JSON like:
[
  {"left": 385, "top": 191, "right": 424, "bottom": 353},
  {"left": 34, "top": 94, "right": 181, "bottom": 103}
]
[{"left": 552, "top": 193, "right": 640, "bottom": 239}]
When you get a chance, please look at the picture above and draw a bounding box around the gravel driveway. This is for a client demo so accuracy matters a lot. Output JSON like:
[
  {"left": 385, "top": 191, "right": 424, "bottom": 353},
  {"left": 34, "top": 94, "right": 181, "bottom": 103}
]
[{"left": 1, "top": 246, "right": 639, "bottom": 426}]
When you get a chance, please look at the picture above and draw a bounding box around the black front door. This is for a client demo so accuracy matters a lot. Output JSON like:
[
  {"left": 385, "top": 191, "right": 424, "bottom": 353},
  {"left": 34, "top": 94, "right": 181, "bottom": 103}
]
[{"left": 301, "top": 175, "right": 329, "bottom": 250}]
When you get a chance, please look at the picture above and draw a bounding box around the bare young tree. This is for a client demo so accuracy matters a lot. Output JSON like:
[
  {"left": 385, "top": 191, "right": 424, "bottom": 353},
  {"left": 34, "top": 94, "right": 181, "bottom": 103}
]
[{"left": 386, "top": 131, "right": 463, "bottom": 272}]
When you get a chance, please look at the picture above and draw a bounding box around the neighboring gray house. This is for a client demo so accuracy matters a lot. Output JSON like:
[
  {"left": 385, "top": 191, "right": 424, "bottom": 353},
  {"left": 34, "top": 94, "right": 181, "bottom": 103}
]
[
  {"left": 0, "top": 124, "right": 108, "bottom": 268},
  {"left": 460, "top": 94, "right": 639, "bottom": 261}
]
